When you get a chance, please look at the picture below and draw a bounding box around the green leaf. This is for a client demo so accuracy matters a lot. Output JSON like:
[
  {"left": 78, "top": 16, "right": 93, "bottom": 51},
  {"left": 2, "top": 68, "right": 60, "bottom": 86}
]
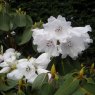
[
  {"left": 32, "top": 73, "right": 48, "bottom": 89},
  {"left": 62, "top": 60, "right": 75, "bottom": 75},
  {"left": 9, "top": 14, "right": 17, "bottom": 30},
  {"left": 85, "top": 78, "right": 95, "bottom": 84},
  {"left": 5, "top": 91, "right": 17, "bottom": 95},
  {"left": 54, "top": 76, "right": 79, "bottom": 95},
  {"left": 13, "top": 14, "right": 26, "bottom": 27},
  {"left": 17, "top": 90, "right": 25, "bottom": 95},
  {"left": 72, "top": 87, "right": 86, "bottom": 95},
  {"left": 73, "top": 80, "right": 95, "bottom": 95},
  {"left": 26, "top": 15, "right": 33, "bottom": 27},
  {"left": 19, "top": 27, "right": 32, "bottom": 45},
  {"left": 0, "top": 12, "right": 10, "bottom": 31},
  {"left": 82, "top": 83, "right": 95, "bottom": 95},
  {"left": 39, "top": 84, "right": 55, "bottom": 95},
  {"left": 0, "top": 79, "right": 17, "bottom": 91}
]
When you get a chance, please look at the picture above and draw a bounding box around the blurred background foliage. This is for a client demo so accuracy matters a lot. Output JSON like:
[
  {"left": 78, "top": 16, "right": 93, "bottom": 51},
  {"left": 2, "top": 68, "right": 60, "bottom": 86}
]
[{"left": 1, "top": 0, "right": 95, "bottom": 65}]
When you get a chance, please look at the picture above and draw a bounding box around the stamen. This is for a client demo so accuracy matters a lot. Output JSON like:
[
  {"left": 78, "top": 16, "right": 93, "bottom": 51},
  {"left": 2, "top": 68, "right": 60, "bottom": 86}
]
[
  {"left": 64, "top": 41, "right": 72, "bottom": 48},
  {"left": 55, "top": 26, "right": 62, "bottom": 32},
  {"left": 26, "top": 66, "right": 31, "bottom": 72},
  {"left": 67, "top": 41, "right": 72, "bottom": 47},
  {"left": 46, "top": 40, "right": 54, "bottom": 47}
]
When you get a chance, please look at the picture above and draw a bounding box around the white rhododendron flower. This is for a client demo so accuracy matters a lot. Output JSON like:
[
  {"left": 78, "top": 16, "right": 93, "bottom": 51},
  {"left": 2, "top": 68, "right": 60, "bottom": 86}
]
[
  {"left": 7, "top": 53, "right": 51, "bottom": 83},
  {"left": 0, "top": 48, "right": 21, "bottom": 73},
  {"left": 0, "top": 61, "right": 17, "bottom": 73},
  {"left": 33, "top": 29, "right": 59, "bottom": 56},
  {"left": 7, "top": 59, "right": 37, "bottom": 83},
  {"left": 32, "top": 15, "right": 92, "bottom": 59},
  {"left": 59, "top": 36, "right": 88, "bottom": 58},
  {"left": 3, "top": 48, "right": 21, "bottom": 62},
  {"left": 43, "top": 15, "right": 72, "bottom": 40}
]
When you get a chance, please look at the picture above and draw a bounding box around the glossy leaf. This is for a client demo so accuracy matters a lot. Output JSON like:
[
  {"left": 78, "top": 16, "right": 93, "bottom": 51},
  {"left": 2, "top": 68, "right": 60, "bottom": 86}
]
[
  {"left": 82, "top": 83, "right": 95, "bottom": 94},
  {"left": 13, "top": 14, "right": 26, "bottom": 27},
  {"left": 39, "top": 84, "right": 55, "bottom": 95},
  {"left": 54, "top": 76, "right": 79, "bottom": 95},
  {"left": 72, "top": 88, "right": 86, "bottom": 95},
  {"left": 19, "top": 27, "right": 32, "bottom": 45},
  {"left": 0, "top": 79, "right": 17, "bottom": 91},
  {"left": 32, "top": 73, "right": 48, "bottom": 89},
  {"left": 26, "top": 15, "right": 33, "bottom": 27},
  {"left": 0, "top": 12, "right": 10, "bottom": 31}
]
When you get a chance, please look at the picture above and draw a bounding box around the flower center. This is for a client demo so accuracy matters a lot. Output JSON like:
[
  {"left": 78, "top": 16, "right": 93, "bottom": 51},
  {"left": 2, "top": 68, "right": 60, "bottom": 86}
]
[
  {"left": 55, "top": 26, "right": 62, "bottom": 33},
  {"left": 46, "top": 40, "right": 54, "bottom": 47},
  {"left": 26, "top": 66, "right": 31, "bottom": 72},
  {"left": 65, "top": 41, "right": 72, "bottom": 48},
  {"left": 11, "top": 64, "right": 16, "bottom": 70}
]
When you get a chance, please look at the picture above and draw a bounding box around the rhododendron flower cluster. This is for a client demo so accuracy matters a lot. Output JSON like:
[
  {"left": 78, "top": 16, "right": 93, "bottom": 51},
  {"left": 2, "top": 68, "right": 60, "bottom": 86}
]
[
  {"left": 0, "top": 48, "right": 21, "bottom": 73},
  {"left": 32, "top": 15, "right": 92, "bottom": 59},
  {"left": 0, "top": 48, "right": 51, "bottom": 83}
]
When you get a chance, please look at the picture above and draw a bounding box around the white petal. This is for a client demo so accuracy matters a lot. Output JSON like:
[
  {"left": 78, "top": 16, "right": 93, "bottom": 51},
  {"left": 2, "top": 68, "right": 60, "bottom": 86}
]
[
  {"left": 48, "top": 73, "right": 52, "bottom": 80},
  {"left": 3, "top": 53, "right": 11, "bottom": 60},
  {"left": 47, "top": 16, "right": 56, "bottom": 22},
  {"left": 18, "top": 58, "right": 28, "bottom": 63},
  {"left": 32, "top": 29, "right": 44, "bottom": 37},
  {"left": 7, "top": 69, "right": 23, "bottom": 80},
  {"left": 35, "top": 53, "right": 50, "bottom": 69},
  {"left": 37, "top": 68, "right": 51, "bottom": 80},
  {"left": 15, "top": 52, "right": 21, "bottom": 58},
  {"left": 0, "top": 67, "right": 10, "bottom": 73},
  {"left": 5, "top": 48, "right": 15, "bottom": 53},
  {"left": 37, "top": 68, "right": 50, "bottom": 74},
  {"left": 27, "top": 73, "right": 38, "bottom": 83},
  {"left": 0, "top": 62, "right": 8, "bottom": 67},
  {"left": 69, "top": 25, "right": 92, "bottom": 37},
  {"left": 29, "top": 57, "right": 36, "bottom": 64},
  {"left": 5, "top": 56, "right": 16, "bottom": 63},
  {"left": 24, "top": 66, "right": 36, "bottom": 79},
  {"left": 17, "top": 61, "right": 28, "bottom": 69},
  {"left": 57, "top": 15, "right": 66, "bottom": 22}
]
